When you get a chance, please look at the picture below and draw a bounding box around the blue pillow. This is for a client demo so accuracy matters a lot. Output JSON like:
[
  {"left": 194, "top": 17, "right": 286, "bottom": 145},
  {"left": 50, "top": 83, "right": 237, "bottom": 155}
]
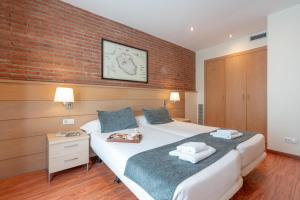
[
  {"left": 143, "top": 107, "right": 173, "bottom": 124},
  {"left": 97, "top": 107, "right": 138, "bottom": 133}
]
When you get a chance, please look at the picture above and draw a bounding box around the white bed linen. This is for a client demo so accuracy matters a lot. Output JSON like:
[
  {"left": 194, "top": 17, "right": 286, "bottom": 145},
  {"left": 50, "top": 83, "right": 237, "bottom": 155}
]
[
  {"left": 141, "top": 121, "right": 265, "bottom": 170},
  {"left": 90, "top": 127, "right": 242, "bottom": 200}
]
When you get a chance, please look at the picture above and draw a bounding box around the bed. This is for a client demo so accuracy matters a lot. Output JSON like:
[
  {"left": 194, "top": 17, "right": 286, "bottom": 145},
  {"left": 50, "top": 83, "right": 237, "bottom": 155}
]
[
  {"left": 139, "top": 119, "right": 266, "bottom": 176},
  {"left": 90, "top": 126, "right": 242, "bottom": 200}
]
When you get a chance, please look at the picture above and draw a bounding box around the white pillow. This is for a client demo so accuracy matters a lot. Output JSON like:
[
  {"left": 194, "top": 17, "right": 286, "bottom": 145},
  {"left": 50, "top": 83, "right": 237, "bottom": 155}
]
[
  {"left": 135, "top": 115, "right": 147, "bottom": 126},
  {"left": 80, "top": 119, "right": 101, "bottom": 134}
]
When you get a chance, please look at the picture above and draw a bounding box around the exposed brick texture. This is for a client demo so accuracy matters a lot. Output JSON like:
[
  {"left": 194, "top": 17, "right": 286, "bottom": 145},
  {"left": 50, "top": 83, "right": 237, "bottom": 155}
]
[{"left": 0, "top": 0, "right": 195, "bottom": 91}]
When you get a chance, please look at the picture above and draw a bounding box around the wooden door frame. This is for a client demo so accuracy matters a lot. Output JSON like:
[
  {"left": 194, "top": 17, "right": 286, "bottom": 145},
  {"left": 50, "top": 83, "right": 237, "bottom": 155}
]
[{"left": 204, "top": 58, "right": 225, "bottom": 126}]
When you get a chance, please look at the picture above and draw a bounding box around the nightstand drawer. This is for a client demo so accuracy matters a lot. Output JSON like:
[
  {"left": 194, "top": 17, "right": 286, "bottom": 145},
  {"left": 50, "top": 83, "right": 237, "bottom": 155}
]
[
  {"left": 49, "top": 139, "right": 88, "bottom": 158},
  {"left": 49, "top": 151, "right": 89, "bottom": 173}
]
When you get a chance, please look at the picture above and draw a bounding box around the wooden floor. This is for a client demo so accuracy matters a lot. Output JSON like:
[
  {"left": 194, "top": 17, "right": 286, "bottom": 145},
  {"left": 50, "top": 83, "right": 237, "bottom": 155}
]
[{"left": 0, "top": 153, "right": 299, "bottom": 200}]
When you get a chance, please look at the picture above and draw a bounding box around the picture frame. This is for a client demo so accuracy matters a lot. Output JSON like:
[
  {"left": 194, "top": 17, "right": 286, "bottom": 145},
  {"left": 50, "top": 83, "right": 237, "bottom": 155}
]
[{"left": 101, "top": 39, "right": 148, "bottom": 83}]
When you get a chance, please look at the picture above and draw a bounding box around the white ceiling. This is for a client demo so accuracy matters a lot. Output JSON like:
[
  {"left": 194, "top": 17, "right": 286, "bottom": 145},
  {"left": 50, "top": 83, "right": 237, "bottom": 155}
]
[{"left": 63, "top": 0, "right": 300, "bottom": 51}]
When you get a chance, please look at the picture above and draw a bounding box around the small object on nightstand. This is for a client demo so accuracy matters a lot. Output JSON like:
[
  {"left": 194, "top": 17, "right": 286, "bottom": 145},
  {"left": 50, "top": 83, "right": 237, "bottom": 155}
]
[
  {"left": 174, "top": 118, "right": 191, "bottom": 123},
  {"left": 47, "top": 131, "right": 89, "bottom": 183},
  {"left": 56, "top": 131, "right": 82, "bottom": 137}
]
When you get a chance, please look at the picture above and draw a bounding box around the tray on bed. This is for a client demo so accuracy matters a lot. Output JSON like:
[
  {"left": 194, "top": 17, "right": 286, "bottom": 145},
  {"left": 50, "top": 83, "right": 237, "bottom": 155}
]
[{"left": 106, "top": 133, "right": 142, "bottom": 143}]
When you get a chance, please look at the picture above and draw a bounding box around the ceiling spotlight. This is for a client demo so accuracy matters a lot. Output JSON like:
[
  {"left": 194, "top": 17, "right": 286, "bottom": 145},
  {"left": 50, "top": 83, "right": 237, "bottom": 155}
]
[
  {"left": 229, "top": 34, "right": 233, "bottom": 38},
  {"left": 190, "top": 27, "right": 194, "bottom": 32}
]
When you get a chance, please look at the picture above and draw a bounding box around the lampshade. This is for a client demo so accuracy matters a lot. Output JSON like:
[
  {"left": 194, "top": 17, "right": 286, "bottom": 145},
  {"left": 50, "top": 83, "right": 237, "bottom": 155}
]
[
  {"left": 54, "top": 87, "right": 74, "bottom": 103},
  {"left": 170, "top": 92, "right": 180, "bottom": 102}
]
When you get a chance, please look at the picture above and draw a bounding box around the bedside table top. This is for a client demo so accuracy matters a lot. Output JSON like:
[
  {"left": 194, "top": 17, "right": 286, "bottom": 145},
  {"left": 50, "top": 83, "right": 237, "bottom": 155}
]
[
  {"left": 174, "top": 118, "right": 191, "bottom": 122},
  {"left": 47, "top": 132, "right": 89, "bottom": 145}
]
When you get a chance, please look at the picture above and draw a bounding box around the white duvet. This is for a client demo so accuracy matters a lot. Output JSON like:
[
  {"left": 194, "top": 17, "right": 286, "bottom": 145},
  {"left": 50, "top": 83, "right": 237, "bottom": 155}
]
[
  {"left": 90, "top": 127, "right": 242, "bottom": 200},
  {"left": 141, "top": 120, "right": 266, "bottom": 172}
]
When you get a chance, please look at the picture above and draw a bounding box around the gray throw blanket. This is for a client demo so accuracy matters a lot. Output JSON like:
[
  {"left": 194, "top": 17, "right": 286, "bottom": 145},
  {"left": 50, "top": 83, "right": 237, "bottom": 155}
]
[{"left": 124, "top": 132, "right": 256, "bottom": 200}]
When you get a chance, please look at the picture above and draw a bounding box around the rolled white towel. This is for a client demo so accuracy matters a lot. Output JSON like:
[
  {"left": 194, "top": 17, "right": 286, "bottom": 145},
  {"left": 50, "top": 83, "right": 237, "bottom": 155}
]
[
  {"left": 210, "top": 131, "right": 243, "bottom": 139},
  {"left": 179, "top": 146, "right": 216, "bottom": 164},
  {"left": 216, "top": 129, "right": 239, "bottom": 135},
  {"left": 176, "top": 142, "right": 208, "bottom": 154}
]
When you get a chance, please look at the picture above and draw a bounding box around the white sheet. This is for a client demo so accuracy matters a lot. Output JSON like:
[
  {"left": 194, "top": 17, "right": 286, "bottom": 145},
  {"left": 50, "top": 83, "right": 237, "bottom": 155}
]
[
  {"left": 142, "top": 121, "right": 265, "bottom": 169},
  {"left": 90, "top": 126, "right": 242, "bottom": 200}
]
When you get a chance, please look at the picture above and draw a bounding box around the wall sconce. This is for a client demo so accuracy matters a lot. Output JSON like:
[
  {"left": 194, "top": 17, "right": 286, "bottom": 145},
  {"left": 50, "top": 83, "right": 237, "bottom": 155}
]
[
  {"left": 54, "top": 87, "right": 74, "bottom": 109},
  {"left": 170, "top": 91, "right": 180, "bottom": 103}
]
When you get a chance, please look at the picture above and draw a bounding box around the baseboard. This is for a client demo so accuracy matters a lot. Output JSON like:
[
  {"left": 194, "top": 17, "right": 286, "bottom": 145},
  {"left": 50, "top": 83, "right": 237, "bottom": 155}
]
[{"left": 267, "top": 149, "right": 300, "bottom": 160}]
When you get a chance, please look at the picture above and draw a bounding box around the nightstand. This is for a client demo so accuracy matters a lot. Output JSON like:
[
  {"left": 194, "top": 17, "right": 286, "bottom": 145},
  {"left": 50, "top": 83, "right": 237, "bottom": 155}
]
[
  {"left": 47, "top": 132, "right": 89, "bottom": 183},
  {"left": 174, "top": 118, "right": 191, "bottom": 123}
]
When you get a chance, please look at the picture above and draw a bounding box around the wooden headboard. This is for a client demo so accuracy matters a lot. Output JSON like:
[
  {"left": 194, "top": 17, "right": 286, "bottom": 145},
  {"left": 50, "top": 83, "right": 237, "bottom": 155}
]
[{"left": 0, "top": 80, "right": 185, "bottom": 179}]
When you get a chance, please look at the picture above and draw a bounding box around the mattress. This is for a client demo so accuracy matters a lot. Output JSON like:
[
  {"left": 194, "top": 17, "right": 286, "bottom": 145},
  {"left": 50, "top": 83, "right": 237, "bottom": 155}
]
[
  {"left": 141, "top": 121, "right": 265, "bottom": 170},
  {"left": 90, "top": 127, "right": 242, "bottom": 200}
]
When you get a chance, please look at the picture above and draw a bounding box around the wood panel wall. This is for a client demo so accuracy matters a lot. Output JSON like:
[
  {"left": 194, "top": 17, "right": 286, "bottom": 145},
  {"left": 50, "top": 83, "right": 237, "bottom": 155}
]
[{"left": 0, "top": 80, "right": 185, "bottom": 179}]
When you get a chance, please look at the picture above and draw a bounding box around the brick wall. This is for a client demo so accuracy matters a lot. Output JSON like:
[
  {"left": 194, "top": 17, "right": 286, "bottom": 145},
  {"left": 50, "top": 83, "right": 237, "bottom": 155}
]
[{"left": 0, "top": 0, "right": 195, "bottom": 91}]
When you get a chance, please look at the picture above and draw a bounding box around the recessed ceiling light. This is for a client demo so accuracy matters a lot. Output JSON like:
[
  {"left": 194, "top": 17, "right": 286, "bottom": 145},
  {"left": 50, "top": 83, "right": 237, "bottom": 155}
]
[
  {"left": 229, "top": 34, "right": 233, "bottom": 38},
  {"left": 190, "top": 27, "right": 194, "bottom": 32}
]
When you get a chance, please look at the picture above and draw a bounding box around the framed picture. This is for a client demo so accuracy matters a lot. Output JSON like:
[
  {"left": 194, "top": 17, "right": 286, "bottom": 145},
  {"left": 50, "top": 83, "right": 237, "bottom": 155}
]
[{"left": 101, "top": 39, "right": 148, "bottom": 83}]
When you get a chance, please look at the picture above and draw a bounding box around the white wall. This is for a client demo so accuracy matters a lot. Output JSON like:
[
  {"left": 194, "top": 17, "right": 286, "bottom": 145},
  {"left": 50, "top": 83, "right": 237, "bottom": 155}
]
[
  {"left": 268, "top": 5, "right": 300, "bottom": 156},
  {"left": 185, "top": 91, "right": 198, "bottom": 123},
  {"left": 196, "top": 33, "right": 267, "bottom": 105}
]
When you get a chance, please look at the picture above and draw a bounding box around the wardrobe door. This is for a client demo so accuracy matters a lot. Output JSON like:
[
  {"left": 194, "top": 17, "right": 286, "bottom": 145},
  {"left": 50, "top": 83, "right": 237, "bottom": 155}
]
[
  {"left": 205, "top": 59, "right": 225, "bottom": 127},
  {"left": 246, "top": 49, "right": 267, "bottom": 137},
  {"left": 225, "top": 55, "right": 247, "bottom": 131}
]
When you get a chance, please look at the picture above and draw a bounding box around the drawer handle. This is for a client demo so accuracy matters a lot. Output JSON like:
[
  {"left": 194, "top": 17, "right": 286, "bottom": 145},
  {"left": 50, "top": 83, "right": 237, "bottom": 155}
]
[
  {"left": 64, "top": 144, "right": 78, "bottom": 148},
  {"left": 64, "top": 158, "right": 78, "bottom": 162}
]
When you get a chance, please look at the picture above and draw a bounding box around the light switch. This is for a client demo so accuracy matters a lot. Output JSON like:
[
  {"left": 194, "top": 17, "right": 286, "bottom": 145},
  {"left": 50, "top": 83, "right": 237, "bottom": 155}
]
[
  {"left": 284, "top": 137, "right": 298, "bottom": 144},
  {"left": 63, "top": 118, "right": 75, "bottom": 125}
]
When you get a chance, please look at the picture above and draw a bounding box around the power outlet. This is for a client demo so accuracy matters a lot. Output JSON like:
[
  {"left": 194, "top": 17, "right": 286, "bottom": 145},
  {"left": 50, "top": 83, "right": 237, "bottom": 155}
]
[
  {"left": 284, "top": 137, "right": 298, "bottom": 144},
  {"left": 63, "top": 118, "right": 75, "bottom": 125}
]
